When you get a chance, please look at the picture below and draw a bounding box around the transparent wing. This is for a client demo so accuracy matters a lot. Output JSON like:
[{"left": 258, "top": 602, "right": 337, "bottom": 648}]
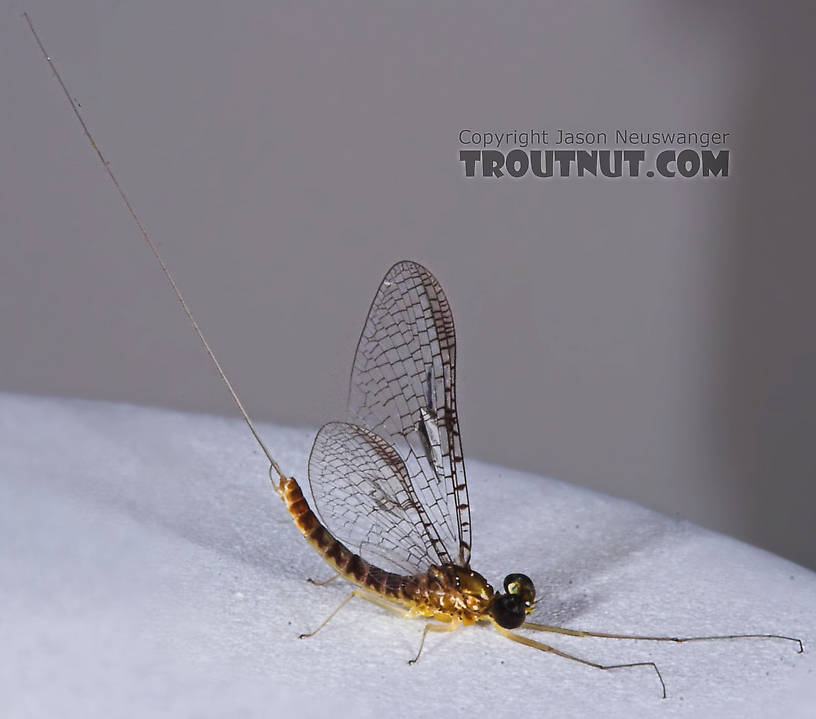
[
  {"left": 345, "top": 260, "right": 471, "bottom": 567},
  {"left": 308, "top": 421, "right": 453, "bottom": 574}
]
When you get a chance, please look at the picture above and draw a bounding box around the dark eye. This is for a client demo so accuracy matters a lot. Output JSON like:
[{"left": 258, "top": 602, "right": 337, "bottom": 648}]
[
  {"left": 503, "top": 573, "right": 535, "bottom": 606},
  {"left": 490, "top": 594, "right": 526, "bottom": 629}
]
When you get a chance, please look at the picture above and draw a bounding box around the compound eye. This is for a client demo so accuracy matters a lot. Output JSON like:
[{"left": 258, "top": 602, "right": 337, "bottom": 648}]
[
  {"left": 503, "top": 573, "right": 535, "bottom": 606},
  {"left": 490, "top": 594, "right": 526, "bottom": 629}
]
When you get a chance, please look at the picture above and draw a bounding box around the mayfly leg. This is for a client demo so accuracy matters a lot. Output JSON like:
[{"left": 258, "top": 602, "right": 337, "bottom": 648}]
[
  {"left": 495, "top": 626, "right": 668, "bottom": 699},
  {"left": 299, "top": 591, "right": 357, "bottom": 639},
  {"left": 307, "top": 571, "right": 341, "bottom": 587},
  {"left": 298, "top": 589, "right": 410, "bottom": 639},
  {"left": 522, "top": 622, "right": 805, "bottom": 654},
  {"left": 299, "top": 584, "right": 459, "bottom": 667},
  {"left": 409, "top": 620, "right": 460, "bottom": 665}
]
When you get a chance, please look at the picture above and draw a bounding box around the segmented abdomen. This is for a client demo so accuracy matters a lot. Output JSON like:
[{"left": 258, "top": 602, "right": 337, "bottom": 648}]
[{"left": 281, "top": 476, "right": 418, "bottom": 603}]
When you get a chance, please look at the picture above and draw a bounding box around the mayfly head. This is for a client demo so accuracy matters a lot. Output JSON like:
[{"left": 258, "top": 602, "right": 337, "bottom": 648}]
[{"left": 489, "top": 573, "right": 536, "bottom": 629}]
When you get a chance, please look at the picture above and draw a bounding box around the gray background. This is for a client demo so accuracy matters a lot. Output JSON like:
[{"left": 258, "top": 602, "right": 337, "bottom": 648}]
[{"left": 2, "top": 1, "right": 814, "bottom": 569}]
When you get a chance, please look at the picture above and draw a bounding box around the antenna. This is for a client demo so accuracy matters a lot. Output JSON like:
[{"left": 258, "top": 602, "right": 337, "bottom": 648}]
[{"left": 23, "top": 12, "right": 287, "bottom": 486}]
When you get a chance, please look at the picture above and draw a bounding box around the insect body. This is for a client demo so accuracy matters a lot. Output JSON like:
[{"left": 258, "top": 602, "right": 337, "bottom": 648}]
[
  {"left": 282, "top": 470, "right": 519, "bottom": 627},
  {"left": 25, "top": 13, "right": 803, "bottom": 699},
  {"left": 277, "top": 263, "right": 535, "bottom": 644},
  {"left": 269, "top": 261, "right": 802, "bottom": 695}
]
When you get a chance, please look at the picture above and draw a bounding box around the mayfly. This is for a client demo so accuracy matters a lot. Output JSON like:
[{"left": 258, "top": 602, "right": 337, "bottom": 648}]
[{"left": 25, "top": 13, "right": 803, "bottom": 699}]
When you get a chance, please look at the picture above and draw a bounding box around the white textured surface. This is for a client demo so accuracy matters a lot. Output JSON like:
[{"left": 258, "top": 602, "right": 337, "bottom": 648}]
[{"left": 2, "top": 393, "right": 814, "bottom": 719}]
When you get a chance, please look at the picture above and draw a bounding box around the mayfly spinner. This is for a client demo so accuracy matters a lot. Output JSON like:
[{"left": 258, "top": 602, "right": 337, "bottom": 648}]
[{"left": 25, "top": 13, "right": 803, "bottom": 699}]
